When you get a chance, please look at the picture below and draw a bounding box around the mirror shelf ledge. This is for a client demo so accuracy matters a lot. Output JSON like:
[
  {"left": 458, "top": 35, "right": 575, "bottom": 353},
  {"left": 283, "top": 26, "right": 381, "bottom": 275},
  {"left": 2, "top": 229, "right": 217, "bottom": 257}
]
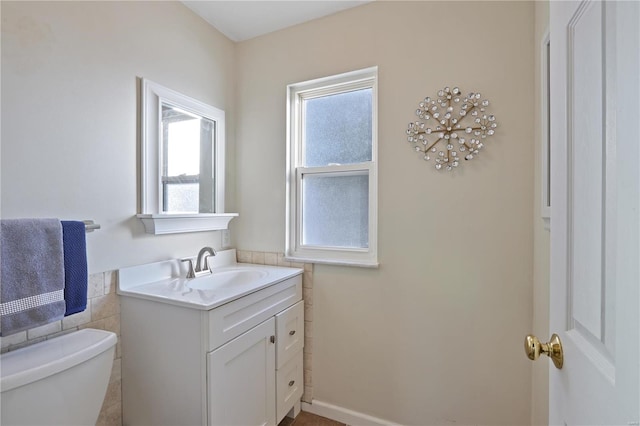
[{"left": 136, "top": 213, "right": 238, "bottom": 235}]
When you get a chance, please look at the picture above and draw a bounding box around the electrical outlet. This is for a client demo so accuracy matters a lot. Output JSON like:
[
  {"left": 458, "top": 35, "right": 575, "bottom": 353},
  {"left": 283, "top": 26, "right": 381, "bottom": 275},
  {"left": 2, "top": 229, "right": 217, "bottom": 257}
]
[{"left": 222, "top": 229, "right": 231, "bottom": 248}]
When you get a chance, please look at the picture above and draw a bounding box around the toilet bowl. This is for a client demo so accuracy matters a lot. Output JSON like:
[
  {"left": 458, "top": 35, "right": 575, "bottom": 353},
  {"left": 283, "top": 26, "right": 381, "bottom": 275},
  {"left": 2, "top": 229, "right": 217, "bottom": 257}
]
[{"left": 1, "top": 328, "right": 117, "bottom": 426}]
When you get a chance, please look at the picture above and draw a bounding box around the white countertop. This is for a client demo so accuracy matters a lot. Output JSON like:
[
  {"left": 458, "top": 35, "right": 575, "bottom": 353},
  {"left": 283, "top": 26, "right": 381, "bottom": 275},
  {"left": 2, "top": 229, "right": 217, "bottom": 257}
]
[{"left": 118, "top": 250, "right": 303, "bottom": 310}]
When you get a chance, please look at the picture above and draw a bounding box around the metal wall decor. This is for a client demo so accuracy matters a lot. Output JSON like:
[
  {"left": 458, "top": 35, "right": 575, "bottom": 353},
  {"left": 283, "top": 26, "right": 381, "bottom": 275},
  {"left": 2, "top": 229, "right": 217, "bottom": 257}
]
[{"left": 406, "top": 87, "right": 497, "bottom": 171}]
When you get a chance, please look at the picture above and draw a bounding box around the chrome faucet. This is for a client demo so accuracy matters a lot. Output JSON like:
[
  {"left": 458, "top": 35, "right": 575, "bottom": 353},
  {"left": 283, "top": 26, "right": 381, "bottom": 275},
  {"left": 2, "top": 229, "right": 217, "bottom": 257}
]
[
  {"left": 196, "top": 246, "right": 216, "bottom": 273},
  {"left": 181, "top": 247, "right": 217, "bottom": 279}
]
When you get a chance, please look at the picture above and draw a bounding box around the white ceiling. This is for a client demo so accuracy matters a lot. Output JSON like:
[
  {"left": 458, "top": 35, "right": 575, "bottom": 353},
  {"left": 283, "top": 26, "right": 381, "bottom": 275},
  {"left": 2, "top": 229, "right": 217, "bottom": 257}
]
[{"left": 181, "top": 1, "right": 372, "bottom": 42}]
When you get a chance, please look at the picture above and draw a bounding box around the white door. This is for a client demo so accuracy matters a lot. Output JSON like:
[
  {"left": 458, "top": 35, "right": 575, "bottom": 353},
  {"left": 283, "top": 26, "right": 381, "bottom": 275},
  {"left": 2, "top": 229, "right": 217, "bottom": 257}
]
[
  {"left": 208, "top": 318, "right": 276, "bottom": 426},
  {"left": 549, "top": 0, "right": 639, "bottom": 424}
]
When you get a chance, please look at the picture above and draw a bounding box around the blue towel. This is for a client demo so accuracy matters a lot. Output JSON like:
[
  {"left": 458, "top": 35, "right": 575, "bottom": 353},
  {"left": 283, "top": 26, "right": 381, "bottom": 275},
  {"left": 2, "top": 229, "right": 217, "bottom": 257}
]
[
  {"left": 61, "top": 221, "right": 88, "bottom": 316},
  {"left": 0, "top": 219, "right": 66, "bottom": 336}
]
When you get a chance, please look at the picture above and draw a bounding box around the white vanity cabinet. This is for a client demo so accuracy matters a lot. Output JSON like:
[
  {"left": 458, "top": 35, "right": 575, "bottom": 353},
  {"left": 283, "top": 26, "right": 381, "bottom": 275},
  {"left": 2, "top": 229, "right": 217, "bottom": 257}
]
[
  {"left": 120, "top": 271, "right": 304, "bottom": 426},
  {"left": 206, "top": 299, "right": 304, "bottom": 426}
]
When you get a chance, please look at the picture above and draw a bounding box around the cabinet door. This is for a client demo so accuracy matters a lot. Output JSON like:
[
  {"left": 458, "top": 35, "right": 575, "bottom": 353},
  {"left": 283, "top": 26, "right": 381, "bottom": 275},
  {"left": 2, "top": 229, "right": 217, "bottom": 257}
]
[
  {"left": 208, "top": 318, "right": 276, "bottom": 426},
  {"left": 275, "top": 300, "right": 304, "bottom": 369}
]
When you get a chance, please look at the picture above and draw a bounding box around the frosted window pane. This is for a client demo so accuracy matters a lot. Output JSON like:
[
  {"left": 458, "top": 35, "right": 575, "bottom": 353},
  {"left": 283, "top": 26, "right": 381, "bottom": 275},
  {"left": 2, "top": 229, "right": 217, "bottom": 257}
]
[
  {"left": 304, "top": 89, "right": 372, "bottom": 167},
  {"left": 165, "top": 183, "right": 199, "bottom": 213},
  {"left": 302, "top": 174, "right": 368, "bottom": 248}
]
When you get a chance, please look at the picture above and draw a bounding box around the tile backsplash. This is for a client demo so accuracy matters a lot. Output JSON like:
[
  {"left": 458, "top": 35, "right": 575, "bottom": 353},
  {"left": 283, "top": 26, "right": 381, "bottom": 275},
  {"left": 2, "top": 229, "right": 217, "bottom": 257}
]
[{"left": 0, "top": 270, "right": 122, "bottom": 426}]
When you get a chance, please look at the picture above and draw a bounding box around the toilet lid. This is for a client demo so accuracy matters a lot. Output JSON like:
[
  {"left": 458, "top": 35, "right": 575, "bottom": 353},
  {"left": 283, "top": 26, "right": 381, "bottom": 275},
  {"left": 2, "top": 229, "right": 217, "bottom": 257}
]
[{"left": 1, "top": 328, "right": 117, "bottom": 392}]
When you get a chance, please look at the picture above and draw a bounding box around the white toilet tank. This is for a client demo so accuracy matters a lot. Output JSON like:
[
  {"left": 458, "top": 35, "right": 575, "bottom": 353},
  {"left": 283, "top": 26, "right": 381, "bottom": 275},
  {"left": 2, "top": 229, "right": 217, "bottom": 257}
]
[{"left": 1, "top": 328, "right": 117, "bottom": 426}]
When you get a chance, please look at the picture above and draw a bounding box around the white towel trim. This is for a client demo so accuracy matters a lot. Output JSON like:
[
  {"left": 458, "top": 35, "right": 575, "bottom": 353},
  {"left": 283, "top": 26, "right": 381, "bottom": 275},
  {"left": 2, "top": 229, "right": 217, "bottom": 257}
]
[{"left": 0, "top": 289, "right": 64, "bottom": 316}]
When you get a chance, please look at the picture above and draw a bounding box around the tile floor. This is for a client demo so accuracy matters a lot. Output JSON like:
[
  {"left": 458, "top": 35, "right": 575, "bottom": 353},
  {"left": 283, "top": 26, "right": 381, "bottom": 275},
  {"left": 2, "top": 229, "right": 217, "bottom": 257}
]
[{"left": 279, "top": 411, "right": 346, "bottom": 426}]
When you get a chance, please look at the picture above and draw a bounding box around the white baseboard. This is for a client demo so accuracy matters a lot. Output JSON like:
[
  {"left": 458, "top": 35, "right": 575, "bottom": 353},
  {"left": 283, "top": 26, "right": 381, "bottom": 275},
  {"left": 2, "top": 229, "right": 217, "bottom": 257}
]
[{"left": 301, "top": 400, "right": 401, "bottom": 426}]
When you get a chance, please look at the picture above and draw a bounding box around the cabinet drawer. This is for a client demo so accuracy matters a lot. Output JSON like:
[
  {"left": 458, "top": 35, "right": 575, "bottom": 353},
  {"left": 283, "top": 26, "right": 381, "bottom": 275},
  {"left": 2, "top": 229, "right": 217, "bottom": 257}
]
[
  {"left": 276, "top": 350, "right": 303, "bottom": 424},
  {"left": 275, "top": 300, "right": 304, "bottom": 369},
  {"left": 208, "top": 275, "right": 302, "bottom": 351}
]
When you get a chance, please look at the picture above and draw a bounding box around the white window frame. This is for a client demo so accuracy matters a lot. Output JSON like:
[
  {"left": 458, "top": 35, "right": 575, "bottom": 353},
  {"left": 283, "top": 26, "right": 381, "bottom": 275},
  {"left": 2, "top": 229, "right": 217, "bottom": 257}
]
[{"left": 285, "top": 67, "right": 378, "bottom": 267}]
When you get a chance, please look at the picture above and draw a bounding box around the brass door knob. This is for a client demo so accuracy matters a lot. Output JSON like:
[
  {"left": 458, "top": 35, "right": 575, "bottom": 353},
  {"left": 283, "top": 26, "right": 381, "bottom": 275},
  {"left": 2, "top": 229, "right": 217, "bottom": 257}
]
[{"left": 524, "top": 333, "right": 563, "bottom": 369}]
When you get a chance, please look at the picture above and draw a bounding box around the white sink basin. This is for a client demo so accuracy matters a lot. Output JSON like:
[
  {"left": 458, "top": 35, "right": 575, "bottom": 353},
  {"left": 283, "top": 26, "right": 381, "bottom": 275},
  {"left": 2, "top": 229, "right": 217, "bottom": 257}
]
[
  {"left": 117, "top": 250, "right": 303, "bottom": 310},
  {"left": 187, "top": 269, "right": 268, "bottom": 290}
]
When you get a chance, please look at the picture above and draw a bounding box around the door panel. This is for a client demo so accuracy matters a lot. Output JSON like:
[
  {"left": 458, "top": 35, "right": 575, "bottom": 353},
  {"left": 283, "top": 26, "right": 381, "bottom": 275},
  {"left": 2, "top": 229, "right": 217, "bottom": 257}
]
[
  {"left": 550, "top": 0, "right": 639, "bottom": 424},
  {"left": 568, "top": 0, "right": 605, "bottom": 343}
]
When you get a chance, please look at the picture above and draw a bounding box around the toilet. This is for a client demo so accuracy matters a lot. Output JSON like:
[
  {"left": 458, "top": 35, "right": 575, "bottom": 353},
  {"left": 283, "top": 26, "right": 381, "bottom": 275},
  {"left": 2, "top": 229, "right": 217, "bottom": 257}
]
[{"left": 1, "top": 328, "right": 117, "bottom": 426}]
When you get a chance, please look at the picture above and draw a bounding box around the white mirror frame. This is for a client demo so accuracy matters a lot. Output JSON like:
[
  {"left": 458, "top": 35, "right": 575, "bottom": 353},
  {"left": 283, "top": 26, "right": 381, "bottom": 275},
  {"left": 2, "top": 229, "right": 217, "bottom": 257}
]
[{"left": 137, "top": 78, "right": 237, "bottom": 234}]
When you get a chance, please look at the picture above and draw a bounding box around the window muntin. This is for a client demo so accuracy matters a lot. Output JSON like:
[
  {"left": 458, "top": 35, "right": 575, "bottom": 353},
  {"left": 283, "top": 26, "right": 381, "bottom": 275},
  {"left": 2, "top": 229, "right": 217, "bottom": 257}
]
[{"left": 286, "top": 67, "right": 378, "bottom": 267}]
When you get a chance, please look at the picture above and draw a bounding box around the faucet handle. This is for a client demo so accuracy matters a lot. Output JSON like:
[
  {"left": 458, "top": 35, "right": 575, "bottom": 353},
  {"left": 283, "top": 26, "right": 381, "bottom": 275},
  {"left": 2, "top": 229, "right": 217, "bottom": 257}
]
[{"left": 180, "top": 258, "right": 196, "bottom": 279}]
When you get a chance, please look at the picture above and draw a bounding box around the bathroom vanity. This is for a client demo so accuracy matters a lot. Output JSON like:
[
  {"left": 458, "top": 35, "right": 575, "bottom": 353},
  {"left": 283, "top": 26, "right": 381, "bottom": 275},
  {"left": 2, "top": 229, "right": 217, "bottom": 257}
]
[{"left": 118, "top": 250, "right": 304, "bottom": 426}]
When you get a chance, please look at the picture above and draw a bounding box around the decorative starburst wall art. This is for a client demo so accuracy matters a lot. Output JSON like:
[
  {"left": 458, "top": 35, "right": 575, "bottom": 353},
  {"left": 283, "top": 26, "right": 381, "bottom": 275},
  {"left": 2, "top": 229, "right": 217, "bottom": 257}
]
[{"left": 405, "top": 87, "right": 497, "bottom": 171}]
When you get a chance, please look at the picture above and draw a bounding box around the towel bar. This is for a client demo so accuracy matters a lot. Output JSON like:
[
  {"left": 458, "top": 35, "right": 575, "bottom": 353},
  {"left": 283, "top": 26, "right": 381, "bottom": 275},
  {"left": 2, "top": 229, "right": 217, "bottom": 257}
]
[{"left": 82, "top": 220, "right": 101, "bottom": 232}]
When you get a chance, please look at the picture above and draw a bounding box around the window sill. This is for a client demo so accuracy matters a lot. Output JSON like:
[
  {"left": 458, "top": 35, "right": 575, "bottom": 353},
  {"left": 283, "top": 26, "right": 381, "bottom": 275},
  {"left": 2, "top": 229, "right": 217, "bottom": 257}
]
[
  {"left": 285, "top": 256, "right": 379, "bottom": 269},
  {"left": 136, "top": 213, "right": 238, "bottom": 235}
]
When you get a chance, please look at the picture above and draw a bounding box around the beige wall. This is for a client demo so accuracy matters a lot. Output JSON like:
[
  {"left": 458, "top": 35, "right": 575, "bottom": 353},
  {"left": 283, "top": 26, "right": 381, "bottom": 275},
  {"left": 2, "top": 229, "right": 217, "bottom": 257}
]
[
  {"left": 236, "top": 2, "right": 535, "bottom": 424},
  {"left": 532, "top": 1, "right": 550, "bottom": 425},
  {"left": 1, "top": 1, "right": 236, "bottom": 274},
  {"left": 2, "top": 2, "right": 541, "bottom": 424}
]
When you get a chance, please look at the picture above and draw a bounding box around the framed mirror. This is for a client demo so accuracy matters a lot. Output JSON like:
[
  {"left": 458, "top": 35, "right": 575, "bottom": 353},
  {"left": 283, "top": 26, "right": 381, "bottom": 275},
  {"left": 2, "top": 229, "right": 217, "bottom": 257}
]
[{"left": 137, "top": 79, "right": 237, "bottom": 234}]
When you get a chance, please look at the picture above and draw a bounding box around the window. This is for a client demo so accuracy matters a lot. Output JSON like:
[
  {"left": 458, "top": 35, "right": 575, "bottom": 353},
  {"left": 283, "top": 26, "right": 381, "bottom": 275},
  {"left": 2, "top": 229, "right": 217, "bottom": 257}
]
[{"left": 286, "top": 67, "right": 378, "bottom": 267}]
